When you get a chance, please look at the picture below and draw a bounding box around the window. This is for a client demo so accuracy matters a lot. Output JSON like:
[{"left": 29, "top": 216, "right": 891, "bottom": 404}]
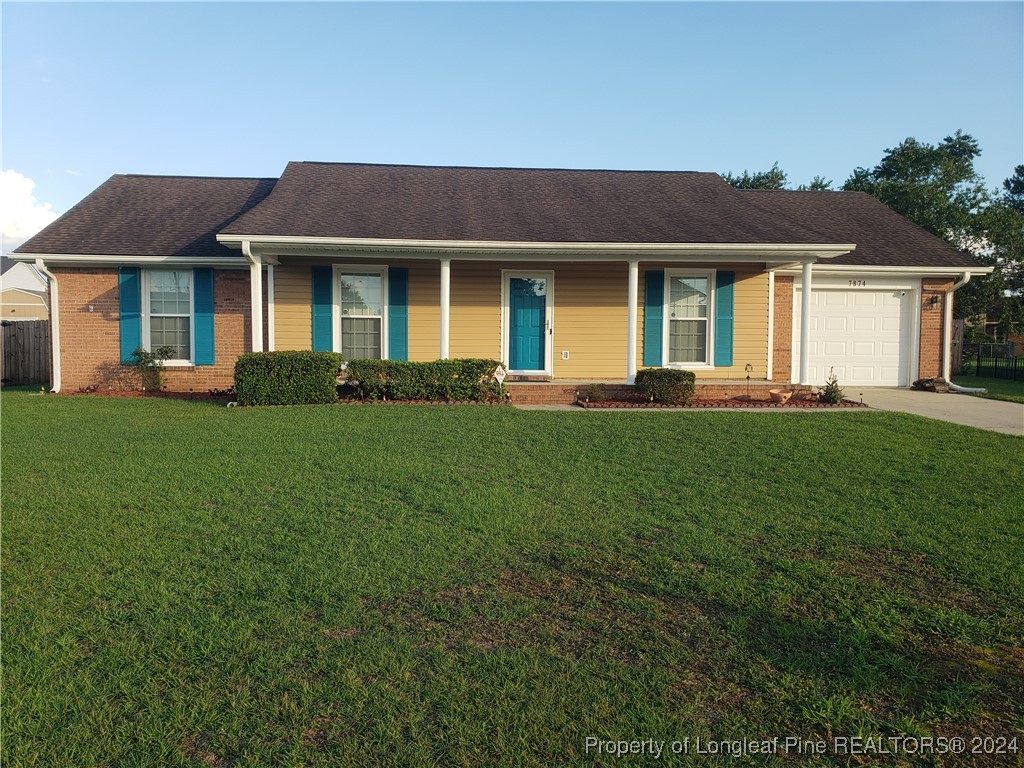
[
  {"left": 144, "top": 270, "right": 192, "bottom": 361},
  {"left": 664, "top": 271, "right": 714, "bottom": 367},
  {"left": 337, "top": 268, "right": 386, "bottom": 359}
]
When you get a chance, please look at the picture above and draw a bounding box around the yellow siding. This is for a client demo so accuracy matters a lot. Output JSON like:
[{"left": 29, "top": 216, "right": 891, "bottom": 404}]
[
  {"left": 552, "top": 263, "right": 628, "bottom": 379},
  {"left": 272, "top": 257, "right": 770, "bottom": 380},
  {"left": 450, "top": 262, "right": 502, "bottom": 359},
  {"left": 274, "top": 266, "right": 312, "bottom": 350}
]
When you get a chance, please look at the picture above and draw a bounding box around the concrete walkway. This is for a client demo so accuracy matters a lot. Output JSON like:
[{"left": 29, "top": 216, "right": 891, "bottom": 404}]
[{"left": 859, "top": 388, "right": 1023, "bottom": 437}]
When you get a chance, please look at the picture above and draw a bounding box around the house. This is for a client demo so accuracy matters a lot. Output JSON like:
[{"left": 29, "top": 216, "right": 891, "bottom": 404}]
[
  {"left": 11, "top": 162, "right": 989, "bottom": 394},
  {"left": 0, "top": 259, "right": 49, "bottom": 320}
]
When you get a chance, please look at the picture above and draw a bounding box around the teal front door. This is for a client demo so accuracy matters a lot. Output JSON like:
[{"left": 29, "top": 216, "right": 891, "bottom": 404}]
[{"left": 509, "top": 277, "right": 547, "bottom": 371}]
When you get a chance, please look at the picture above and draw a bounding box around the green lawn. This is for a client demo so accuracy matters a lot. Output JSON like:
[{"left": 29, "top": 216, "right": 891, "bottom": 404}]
[
  {"left": 953, "top": 371, "right": 1024, "bottom": 404},
  {"left": 3, "top": 390, "right": 1023, "bottom": 767}
]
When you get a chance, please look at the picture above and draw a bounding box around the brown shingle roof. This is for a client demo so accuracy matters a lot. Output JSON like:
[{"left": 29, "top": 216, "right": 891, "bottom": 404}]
[
  {"left": 16, "top": 162, "right": 981, "bottom": 269},
  {"left": 14, "top": 175, "right": 277, "bottom": 257},
  {"left": 735, "top": 189, "right": 979, "bottom": 268},
  {"left": 221, "top": 161, "right": 831, "bottom": 244}
]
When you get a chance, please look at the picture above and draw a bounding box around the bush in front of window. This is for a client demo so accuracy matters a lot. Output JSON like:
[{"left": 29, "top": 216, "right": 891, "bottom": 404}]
[
  {"left": 634, "top": 368, "right": 696, "bottom": 406},
  {"left": 234, "top": 351, "right": 344, "bottom": 406},
  {"left": 343, "top": 359, "right": 506, "bottom": 402}
]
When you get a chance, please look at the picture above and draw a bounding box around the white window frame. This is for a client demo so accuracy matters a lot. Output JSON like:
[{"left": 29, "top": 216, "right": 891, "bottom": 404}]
[
  {"left": 501, "top": 270, "right": 555, "bottom": 376},
  {"left": 662, "top": 268, "right": 716, "bottom": 370},
  {"left": 141, "top": 269, "right": 195, "bottom": 366},
  {"left": 331, "top": 264, "right": 389, "bottom": 360}
]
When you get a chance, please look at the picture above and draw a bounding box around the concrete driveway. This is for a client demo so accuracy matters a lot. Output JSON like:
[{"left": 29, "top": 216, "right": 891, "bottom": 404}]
[{"left": 860, "top": 388, "right": 1024, "bottom": 436}]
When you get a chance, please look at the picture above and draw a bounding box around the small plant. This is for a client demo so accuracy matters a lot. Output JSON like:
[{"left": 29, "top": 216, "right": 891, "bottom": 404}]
[
  {"left": 128, "top": 346, "right": 175, "bottom": 392},
  {"left": 584, "top": 383, "right": 607, "bottom": 403},
  {"left": 818, "top": 367, "right": 844, "bottom": 404}
]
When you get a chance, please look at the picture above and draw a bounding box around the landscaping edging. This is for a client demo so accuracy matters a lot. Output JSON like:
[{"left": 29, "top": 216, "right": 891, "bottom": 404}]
[{"left": 577, "top": 398, "right": 866, "bottom": 409}]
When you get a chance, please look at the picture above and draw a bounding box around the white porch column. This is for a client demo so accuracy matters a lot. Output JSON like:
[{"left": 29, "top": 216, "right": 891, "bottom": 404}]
[
  {"left": 799, "top": 260, "right": 813, "bottom": 385},
  {"left": 266, "top": 264, "right": 275, "bottom": 351},
  {"left": 440, "top": 259, "right": 451, "bottom": 359},
  {"left": 243, "top": 241, "right": 264, "bottom": 353},
  {"left": 626, "top": 260, "right": 639, "bottom": 383}
]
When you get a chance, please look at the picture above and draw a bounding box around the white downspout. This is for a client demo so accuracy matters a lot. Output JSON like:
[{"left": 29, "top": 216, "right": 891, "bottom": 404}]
[
  {"left": 242, "top": 240, "right": 264, "bottom": 353},
  {"left": 34, "top": 259, "right": 61, "bottom": 393},
  {"left": 942, "top": 271, "right": 971, "bottom": 381}
]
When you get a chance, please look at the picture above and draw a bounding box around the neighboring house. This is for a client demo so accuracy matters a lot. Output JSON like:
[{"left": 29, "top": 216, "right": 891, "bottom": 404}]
[
  {"left": 0, "top": 260, "right": 49, "bottom": 320},
  {"left": 12, "top": 162, "right": 989, "bottom": 393}
]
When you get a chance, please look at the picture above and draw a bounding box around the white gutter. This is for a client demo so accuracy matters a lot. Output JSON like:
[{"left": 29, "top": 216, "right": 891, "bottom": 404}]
[
  {"left": 942, "top": 272, "right": 971, "bottom": 381},
  {"left": 8, "top": 253, "right": 249, "bottom": 268},
  {"left": 33, "top": 259, "right": 61, "bottom": 393},
  {"left": 242, "top": 240, "right": 264, "bottom": 353},
  {"left": 217, "top": 234, "right": 855, "bottom": 261}
]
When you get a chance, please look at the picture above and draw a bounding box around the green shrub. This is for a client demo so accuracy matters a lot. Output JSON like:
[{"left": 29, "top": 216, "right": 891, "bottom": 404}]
[
  {"left": 234, "top": 351, "right": 343, "bottom": 406},
  {"left": 344, "top": 359, "right": 505, "bottom": 402},
  {"left": 818, "top": 367, "right": 844, "bottom": 404},
  {"left": 583, "top": 383, "right": 607, "bottom": 402},
  {"left": 634, "top": 368, "right": 696, "bottom": 406}
]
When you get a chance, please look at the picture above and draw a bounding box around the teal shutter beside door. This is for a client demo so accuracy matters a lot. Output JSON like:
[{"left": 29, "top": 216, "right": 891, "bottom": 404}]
[
  {"left": 193, "top": 268, "right": 215, "bottom": 365},
  {"left": 714, "top": 271, "right": 735, "bottom": 367},
  {"left": 388, "top": 268, "right": 409, "bottom": 361},
  {"left": 643, "top": 270, "right": 664, "bottom": 367},
  {"left": 119, "top": 267, "right": 141, "bottom": 364},
  {"left": 311, "top": 266, "right": 333, "bottom": 352}
]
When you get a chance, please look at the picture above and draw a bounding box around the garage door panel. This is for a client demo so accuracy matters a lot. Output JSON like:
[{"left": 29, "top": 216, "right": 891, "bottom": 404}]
[{"left": 794, "top": 288, "right": 911, "bottom": 387}]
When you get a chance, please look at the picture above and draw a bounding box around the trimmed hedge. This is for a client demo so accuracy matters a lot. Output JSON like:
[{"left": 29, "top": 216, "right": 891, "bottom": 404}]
[
  {"left": 344, "top": 359, "right": 506, "bottom": 402},
  {"left": 234, "top": 351, "right": 343, "bottom": 406},
  {"left": 634, "top": 368, "right": 696, "bottom": 406}
]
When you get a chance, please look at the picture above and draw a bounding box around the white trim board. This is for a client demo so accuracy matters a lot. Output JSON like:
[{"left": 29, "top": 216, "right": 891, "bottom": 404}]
[{"left": 501, "top": 270, "right": 555, "bottom": 376}]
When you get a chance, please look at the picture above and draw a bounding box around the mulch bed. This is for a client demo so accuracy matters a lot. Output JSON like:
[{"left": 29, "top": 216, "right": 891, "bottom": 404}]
[
  {"left": 67, "top": 389, "right": 232, "bottom": 401},
  {"left": 577, "top": 397, "right": 865, "bottom": 408}
]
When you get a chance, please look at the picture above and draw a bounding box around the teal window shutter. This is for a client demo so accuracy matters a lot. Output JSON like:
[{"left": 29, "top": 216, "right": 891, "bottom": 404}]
[
  {"left": 643, "top": 270, "right": 664, "bottom": 367},
  {"left": 388, "top": 268, "right": 409, "bottom": 361},
  {"left": 311, "top": 266, "right": 333, "bottom": 352},
  {"left": 714, "top": 271, "right": 735, "bottom": 367},
  {"left": 118, "top": 267, "right": 141, "bottom": 364},
  {"left": 193, "top": 267, "right": 215, "bottom": 365}
]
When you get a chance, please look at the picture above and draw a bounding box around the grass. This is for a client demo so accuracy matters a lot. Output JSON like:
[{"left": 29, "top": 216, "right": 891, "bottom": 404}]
[
  {"left": 2, "top": 389, "right": 1023, "bottom": 767},
  {"left": 953, "top": 369, "right": 1024, "bottom": 404}
]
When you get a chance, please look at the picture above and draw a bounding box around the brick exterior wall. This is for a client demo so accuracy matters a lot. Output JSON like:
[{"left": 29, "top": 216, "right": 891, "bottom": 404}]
[
  {"left": 919, "top": 278, "right": 952, "bottom": 379},
  {"left": 54, "top": 267, "right": 254, "bottom": 392},
  {"left": 772, "top": 275, "right": 793, "bottom": 383}
]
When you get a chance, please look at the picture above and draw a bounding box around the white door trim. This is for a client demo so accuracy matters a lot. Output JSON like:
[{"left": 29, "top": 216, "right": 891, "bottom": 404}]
[{"left": 501, "top": 270, "right": 554, "bottom": 376}]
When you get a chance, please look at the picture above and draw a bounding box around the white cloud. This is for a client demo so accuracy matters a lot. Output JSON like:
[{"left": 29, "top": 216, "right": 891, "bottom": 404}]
[
  {"left": 0, "top": 170, "right": 61, "bottom": 254},
  {"left": 65, "top": 169, "right": 82, "bottom": 177}
]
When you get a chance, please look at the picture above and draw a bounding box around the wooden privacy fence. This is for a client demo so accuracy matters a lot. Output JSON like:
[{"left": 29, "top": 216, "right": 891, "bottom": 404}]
[{"left": 1, "top": 320, "right": 51, "bottom": 385}]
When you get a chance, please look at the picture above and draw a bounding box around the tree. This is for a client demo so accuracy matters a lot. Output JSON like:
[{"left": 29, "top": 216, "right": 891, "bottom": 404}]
[
  {"left": 843, "top": 132, "right": 1023, "bottom": 336},
  {"left": 842, "top": 131, "right": 990, "bottom": 251},
  {"left": 797, "top": 175, "right": 833, "bottom": 191},
  {"left": 722, "top": 161, "right": 788, "bottom": 190},
  {"left": 1002, "top": 164, "right": 1024, "bottom": 213}
]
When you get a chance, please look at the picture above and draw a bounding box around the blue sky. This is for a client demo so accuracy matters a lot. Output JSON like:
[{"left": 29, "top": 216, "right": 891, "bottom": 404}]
[{"left": 2, "top": 1, "right": 1021, "bottom": 250}]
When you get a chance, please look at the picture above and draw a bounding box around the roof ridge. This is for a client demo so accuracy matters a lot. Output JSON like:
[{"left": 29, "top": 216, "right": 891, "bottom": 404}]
[
  {"left": 290, "top": 160, "right": 721, "bottom": 176},
  {"left": 117, "top": 173, "right": 279, "bottom": 181}
]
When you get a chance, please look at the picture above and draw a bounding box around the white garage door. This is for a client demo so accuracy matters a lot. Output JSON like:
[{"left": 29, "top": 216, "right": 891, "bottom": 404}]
[{"left": 793, "top": 288, "right": 912, "bottom": 387}]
